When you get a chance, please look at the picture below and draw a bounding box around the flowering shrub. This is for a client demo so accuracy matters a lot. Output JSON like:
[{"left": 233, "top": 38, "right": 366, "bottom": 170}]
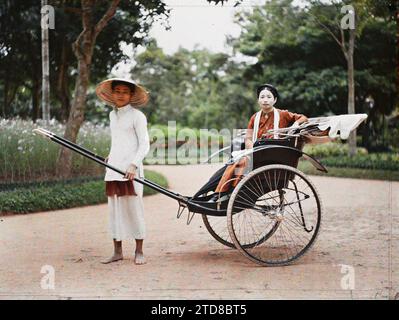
[
  {"left": 0, "top": 118, "right": 226, "bottom": 183},
  {"left": 0, "top": 118, "right": 110, "bottom": 182}
]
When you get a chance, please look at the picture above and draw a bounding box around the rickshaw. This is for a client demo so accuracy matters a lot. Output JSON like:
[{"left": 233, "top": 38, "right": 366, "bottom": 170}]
[{"left": 33, "top": 114, "right": 366, "bottom": 266}]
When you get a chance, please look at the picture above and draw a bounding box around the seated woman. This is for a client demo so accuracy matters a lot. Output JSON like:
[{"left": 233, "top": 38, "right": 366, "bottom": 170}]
[{"left": 210, "top": 84, "right": 308, "bottom": 201}]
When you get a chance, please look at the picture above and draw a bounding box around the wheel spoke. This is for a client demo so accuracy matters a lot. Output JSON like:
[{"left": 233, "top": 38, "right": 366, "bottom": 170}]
[{"left": 228, "top": 165, "right": 321, "bottom": 266}]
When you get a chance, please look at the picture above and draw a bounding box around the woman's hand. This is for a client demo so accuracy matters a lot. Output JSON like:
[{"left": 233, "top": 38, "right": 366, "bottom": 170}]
[
  {"left": 125, "top": 164, "right": 137, "bottom": 180},
  {"left": 295, "top": 116, "right": 308, "bottom": 126},
  {"left": 244, "top": 137, "right": 253, "bottom": 149}
]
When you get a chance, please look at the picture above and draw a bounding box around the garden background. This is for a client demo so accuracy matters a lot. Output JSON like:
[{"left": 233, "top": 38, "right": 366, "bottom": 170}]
[{"left": 0, "top": 0, "right": 397, "bottom": 213}]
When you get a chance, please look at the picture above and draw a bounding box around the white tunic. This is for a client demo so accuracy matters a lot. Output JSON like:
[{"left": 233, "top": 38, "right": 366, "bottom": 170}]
[
  {"left": 105, "top": 104, "right": 150, "bottom": 181},
  {"left": 105, "top": 104, "right": 150, "bottom": 241}
]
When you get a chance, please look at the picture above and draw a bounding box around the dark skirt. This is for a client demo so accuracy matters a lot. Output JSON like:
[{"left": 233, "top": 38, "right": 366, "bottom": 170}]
[{"left": 106, "top": 180, "right": 137, "bottom": 197}]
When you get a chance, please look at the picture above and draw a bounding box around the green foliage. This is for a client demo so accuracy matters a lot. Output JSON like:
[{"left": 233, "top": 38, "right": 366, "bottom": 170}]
[
  {"left": 303, "top": 140, "right": 398, "bottom": 171},
  {"left": 303, "top": 140, "right": 399, "bottom": 172},
  {"left": 129, "top": 0, "right": 396, "bottom": 153},
  {"left": 231, "top": 0, "right": 396, "bottom": 149},
  {"left": 298, "top": 160, "right": 399, "bottom": 181},
  {"left": 0, "top": 0, "right": 169, "bottom": 120},
  {"left": 148, "top": 124, "right": 224, "bottom": 147},
  {"left": 1, "top": 0, "right": 396, "bottom": 153},
  {"left": 0, "top": 180, "right": 106, "bottom": 214},
  {"left": 0, "top": 0, "right": 237, "bottom": 121},
  {"left": 0, "top": 119, "right": 226, "bottom": 182},
  {"left": 0, "top": 176, "right": 104, "bottom": 192},
  {"left": 131, "top": 40, "right": 256, "bottom": 131},
  {"left": 0, "top": 169, "right": 168, "bottom": 214},
  {"left": 321, "top": 153, "right": 399, "bottom": 171},
  {"left": 0, "top": 118, "right": 110, "bottom": 182},
  {"left": 146, "top": 123, "right": 229, "bottom": 164},
  {"left": 304, "top": 141, "right": 368, "bottom": 158},
  {"left": 142, "top": 170, "right": 169, "bottom": 196}
]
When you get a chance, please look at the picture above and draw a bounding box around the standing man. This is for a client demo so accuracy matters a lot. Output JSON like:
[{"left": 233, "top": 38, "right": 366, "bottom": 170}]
[{"left": 96, "top": 78, "right": 150, "bottom": 265}]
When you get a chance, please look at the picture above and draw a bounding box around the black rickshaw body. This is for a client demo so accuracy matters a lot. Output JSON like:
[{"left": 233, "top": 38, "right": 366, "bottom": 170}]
[{"left": 187, "top": 137, "right": 327, "bottom": 216}]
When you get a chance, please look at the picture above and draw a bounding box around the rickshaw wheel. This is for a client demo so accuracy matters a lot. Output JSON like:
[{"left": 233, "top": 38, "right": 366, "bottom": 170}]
[
  {"left": 202, "top": 214, "right": 236, "bottom": 248},
  {"left": 227, "top": 164, "right": 322, "bottom": 266},
  {"left": 202, "top": 206, "right": 281, "bottom": 249}
]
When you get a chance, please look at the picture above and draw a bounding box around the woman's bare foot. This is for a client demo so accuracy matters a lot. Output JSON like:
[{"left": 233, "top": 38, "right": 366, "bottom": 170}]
[
  {"left": 101, "top": 253, "right": 123, "bottom": 264},
  {"left": 134, "top": 252, "right": 146, "bottom": 265}
]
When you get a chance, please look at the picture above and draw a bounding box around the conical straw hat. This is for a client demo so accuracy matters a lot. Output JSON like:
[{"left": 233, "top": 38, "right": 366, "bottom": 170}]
[{"left": 95, "top": 78, "right": 149, "bottom": 107}]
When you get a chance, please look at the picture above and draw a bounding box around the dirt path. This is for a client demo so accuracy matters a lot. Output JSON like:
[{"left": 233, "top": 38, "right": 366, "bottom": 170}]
[{"left": 0, "top": 164, "right": 398, "bottom": 299}]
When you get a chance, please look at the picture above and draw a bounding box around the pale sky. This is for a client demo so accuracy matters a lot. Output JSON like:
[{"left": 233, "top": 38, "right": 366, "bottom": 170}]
[
  {"left": 149, "top": 0, "right": 260, "bottom": 54},
  {"left": 112, "top": 0, "right": 264, "bottom": 77}
]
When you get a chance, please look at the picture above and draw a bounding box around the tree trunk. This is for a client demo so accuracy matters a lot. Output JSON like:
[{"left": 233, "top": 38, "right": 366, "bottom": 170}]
[
  {"left": 56, "top": 37, "right": 71, "bottom": 121},
  {"left": 55, "top": 0, "right": 120, "bottom": 178},
  {"left": 56, "top": 57, "right": 90, "bottom": 178},
  {"left": 347, "top": 28, "right": 356, "bottom": 157},
  {"left": 32, "top": 77, "right": 41, "bottom": 121},
  {"left": 3, "top": 75, "right": 19, "bottom": 118},
  {"left": 396, "top": 6, "right": 399, "bottom": 112},
  {"left": 3, "top": 77, "right": 9, "bottom": 117},
  {"left": 41, "top": 0, "right": 50, "bottom": 122},
  {"left": 56, "top": 18, "right": 95, "bottom": 178}
]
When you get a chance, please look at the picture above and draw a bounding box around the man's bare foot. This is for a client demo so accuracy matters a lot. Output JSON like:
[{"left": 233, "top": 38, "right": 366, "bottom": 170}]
[
  {"left": 101, "top": 253, "right": 123, "bottom": 264},
  {"left": 134, "top": 252, "right": 146, "bottom": 265}
]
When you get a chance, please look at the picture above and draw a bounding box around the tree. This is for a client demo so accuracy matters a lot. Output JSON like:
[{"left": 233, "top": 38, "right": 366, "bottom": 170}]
[
  {"left": 56, "top": 0, "right": 235, "bottom": 177},
  {"left": 231, "top": 0, "right": 349, "bottom": 114},
  {"left": 0, "top": 0, "right": 238, "bottom": 176},
  {"left": 0, "top": 1, "right": 43, "bottom": 119},
  {"left": 41, "top": 0, "right": 51, "bottom": 122},
  {"left": 0, "top": 0, "right": 133, "bottom": 120},
  {"left": 131, "top": 41, "right": 248, "bottom": 130},
  {"left": 56, "top": 0, "right": 121, "bottom": 177},
  {"left": 230, "top": 0, "right": 395, "bottom": 150},
  {"left": 307, "top": 0, "right": 373, "bottom": 155},
  {"left": 54, "top": 0, "right": 171, "bottom": 177}
]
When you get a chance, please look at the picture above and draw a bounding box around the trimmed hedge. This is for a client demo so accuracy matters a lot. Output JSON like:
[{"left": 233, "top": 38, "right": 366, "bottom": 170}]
[
  {"left": 0, "top": 175, "right": 104, "bottom": 192},
  {"left": 320, "top": 153, "right": 399, "bottom": 171},
  {"left": 141, "top": 170, "right": 169, "bottom": 196},
  {"left": 0, "top": 170, "right": 168, "bottom": 214},
  {"left": 303, "top": 142, "right": 399, "bottom": 172},
  {"left": 303, "top": 141, "right": 368, "bottom": 158},
  {"left": 298, "top": 160, "right": 399, "bottom": 181}
]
